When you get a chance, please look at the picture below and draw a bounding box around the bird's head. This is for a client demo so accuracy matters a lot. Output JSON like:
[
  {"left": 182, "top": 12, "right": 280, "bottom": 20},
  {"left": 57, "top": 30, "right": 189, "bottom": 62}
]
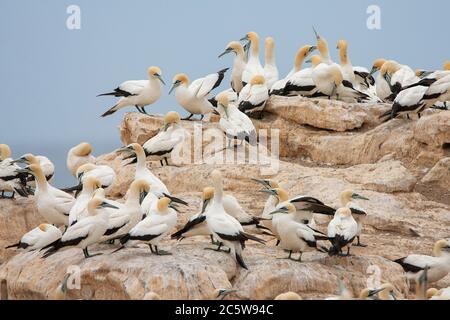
[
  {"left": 0, "top": 144, "right": 12, "bottom": 161},
  {"left": 38, "top": 223, "right": 50, "bottom": 232},
  {"left": 12, "top": 153, "right": 37, "bottom": 165},
  {"left": 305, "top": 55, "right": 322, "bottom": 67},
  {"left": 219, "top": 41, "right": 243, "bottom": 58},
  {"left": 169, "top": 74, "right": 189, "bottom": 95},
  {"left": 250, "top": 75, "right": 265, "bottom": 86},
  {"left": 269, "top": 203, "right": 296, "bottom": 215},
  {"left": 87, "top": 197, "right": 118, "bottom": 215},
  {"left": 370, "top": 58, "right": 387, "bottom": 75},
  {"left": 148, "top": 66, "right": 165, "bottom": 85},
  {"left": 73, "top": 142, "right": 93, "bottom": 157},
  {"left": 76, "top": 163, "right": 96, "bottom": 181}
]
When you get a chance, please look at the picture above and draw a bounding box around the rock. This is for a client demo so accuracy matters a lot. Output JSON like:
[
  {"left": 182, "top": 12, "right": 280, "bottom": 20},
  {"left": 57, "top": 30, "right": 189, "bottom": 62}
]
[{"left": 414, "top": 111, "right": 450, "bottom": 148}]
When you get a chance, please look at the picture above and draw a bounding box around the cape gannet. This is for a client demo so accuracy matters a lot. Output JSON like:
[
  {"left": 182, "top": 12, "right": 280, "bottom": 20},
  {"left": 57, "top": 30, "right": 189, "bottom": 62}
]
[
  {"left": 5, "top": 223, "right": 62, "bottom": 251},
  {"left": 117, "top": 197, "right": 178, "bottom": 255},
  {"left": 98, "top": 66, "right": 165, "bottom": 117},
  {"left": 64, "top": 163, "right": 116, "bottom": 194},
  {"left": 394, "top": 239, "right": 450, "bottom": 284},
  {"left": 12, "top": 153, "right": 55, "bottom": 187},
  {"left": 339, "top": 190, "right": 369, "bottom": 247},
  {"left": 240, "top": 31, "right": 264, "bottom": 85},
  {"left": 205, "top": 170, "right": 265, "bottom": 269},
  {"left": 263, "top": 37, "right": 279, "bottom": 89},
  {"left": 43, "top": 196, "right": 118, "bottom": 258},
  {"left": 238, "top": 75, "right": 269, "bottom": 119},
  {"left": 214, "top": 91, "right": 257, "bottom": 147},
  {"left": 218, "top": 41, "right": 247, "bottom": 93},
  {"left": 0, "top": 144, "right": 29, "bottom": 198},
  {"left": 327, "top": 207, "right": 358, "bottom": 256},
  {"left": 68, "top": 177, "right": 102, "bottom": 226},
  {"left": 169, "top": 69, "right": 228, "bottom": 120},
  {"left": 66, "top": 142, "right": 95, "bottom": 177},
  {"left": 18, "top": 164, "right": 74, "bottom": 226}
]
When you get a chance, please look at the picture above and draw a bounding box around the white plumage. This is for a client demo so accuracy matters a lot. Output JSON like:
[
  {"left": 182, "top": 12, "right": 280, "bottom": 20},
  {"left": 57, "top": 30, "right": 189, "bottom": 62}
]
[
  {"left": 238, "top": 75, "right": 269, "bottom": 117},
  {"left": 240, "top": 32, "right": 264, "bottom": 85},
  {"left": 327, "top": 207, "right": 358, "bottom": 256},
  {"left": 66, "top": 142, "right": 96, "bottom": 177},
  {"left": 6, "top": 224, "right": 62, "bottom": 251},
  {"left": 263, "top": 37, "right": 279, "bottom": 89},
  {"left": 218, "top": 41, "right": 247, "bottom": 93},
  {"left": 68, "top": 177, "right": 101, "bottom": 226}
]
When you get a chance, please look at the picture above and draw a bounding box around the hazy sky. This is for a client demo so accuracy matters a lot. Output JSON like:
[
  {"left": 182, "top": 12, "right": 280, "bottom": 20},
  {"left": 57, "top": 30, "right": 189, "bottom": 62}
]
[{"left": 1, "top": 0, "right": 449, "bottom": 185}]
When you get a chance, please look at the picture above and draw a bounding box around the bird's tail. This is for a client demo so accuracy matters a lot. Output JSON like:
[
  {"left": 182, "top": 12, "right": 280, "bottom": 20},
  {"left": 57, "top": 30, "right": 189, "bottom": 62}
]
[
  {"left": 235, "top": 251, "right": 248, "bottom": 270},
  {"left": 241, "top": 232, "right": 266, "bottom": 245},
  {"left": 328, "top": 244, "right": 341, "bottom": 256},
  {"left": 171, "top": 229, "right": 185, "bottom": 240},
  {"left": 14, "top": 186, "right": 30, "bottom": 198},
  {"left": 42, "top": 246, "right": 59, "bottom": 258},
  {"left": 5, "top": 242, "right": 20, "bottom": 249},
  {"left": 101, "top": 104, "right": 120, "bottom": 117},
  {"left": 41, "top": 239, "right": 65, "bottom": 258}
]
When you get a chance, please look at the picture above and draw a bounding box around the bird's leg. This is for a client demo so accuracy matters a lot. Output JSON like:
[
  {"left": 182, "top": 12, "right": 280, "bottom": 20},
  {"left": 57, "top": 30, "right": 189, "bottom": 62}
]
[
  {"left": 141, "top": 106, "right": 148, "bottom": 115},
  {"left": 182, "top": 114, "right": 194, "bottom": 121},
  {"left": 275, "top": 239, "right": 280, "bottom": 246},
  {"left": 353, "top": 236, "right": 368, "bottom": 247},
  {"left": 154, "top": 245, "right": 172, "bottom": 256},
  {"left": 407, "top": 114, "right": 410, "bottom": 120},
  {"left": 84, "top": 247, "right": 102, "bottom": 258},
  {"left": 160, "top": 159, "right": 164, "bottom": 167},
  {"left": 9, "top": 191, "right": 15, "bottom": 199},
  {"left": 417, "top": 113, "right": 421, "bottom": 119},
  {"left": 296, "top": 252, "right": 303, "bottom": 262},
  {"left": 135, "top": 105, "right": 142, "bottom": 113},
  {"left": 0, "top": 191, "right": 4, "bottom": 198},
  {"left": 149, "top": 244, "right": 155, "bottom": 253},
  {"left": 346, "top": 247, "right": 352, "bottom": 256},
  {"left": 164, "top": 157, "right": 169, "bottom": 166}
]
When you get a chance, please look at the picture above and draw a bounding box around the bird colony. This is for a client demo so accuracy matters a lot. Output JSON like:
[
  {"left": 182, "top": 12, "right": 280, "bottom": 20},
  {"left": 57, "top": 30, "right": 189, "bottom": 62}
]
[{"left": 1, "top": 28, "right": 449, "bottom": 300}]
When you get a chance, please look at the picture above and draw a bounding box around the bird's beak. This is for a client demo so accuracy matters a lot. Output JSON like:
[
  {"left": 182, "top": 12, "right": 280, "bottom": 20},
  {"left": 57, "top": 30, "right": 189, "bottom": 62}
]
[
  {"left": 240, "top": 35, "right": 249, "bottom": 42},
  {"left": 421, "top": 71, "right": 433, "bottom": 78},
  {"left": 201, "top": 199, "right": 210, "bottom": 214},
  {"left": 100, "top": 202, "right": 119, "bottom": 209},
  {"left": 11, "top": 157, "right": 26, "bottom": 165},
  {"left": 163, "top": 193, "right": 188, "bottom": 206},
  {"left": 251, "top": 178, "right": 270, "bottom": 188},
  {"left": 116, "top": 146, "right": 133, "bottom": 154},
  {"left": 305, "top": 58, "right": 312, "bottom": 64},
  {"left": 169, "top": 81, "right": 181, "bottom": 95},
  {"left": 155, "top": 74, "right": 166, "bottom": 85},
  {"left": 77, "top": 172, "right": 85, "bottom": 183},
  {"left": 212, "top": 109, "right": 220, "bottom": 116},
  {"left": 370, "top": 67, "right": 378, "bottom": 75},
  {"left": 308, "top": 46, "right": 317, "bottom": 55},
  {"left": 312, "top": 26, "right": 320, "bottom": 40},
  {"left": 368, "top": 288, "right": 384, "bottom": 297},
  {"left": 352, "top": 193, "right": 369, "bottom": 201},
  {"left": 218, "top": 48, "right": 233, "bottom": 58},
  {"left": 258, "top": 188, "right": 277, "bottom": 195},
  {"left": 269, "top": 208, "right": 287, "bottom": 215},
  {"left": 390, "top": 292, "right": 397, "bottom": 300},
  {"left": 169, "top": 203, "right": 180, "bottom": 212},
  {"left": 219, "top": 289, "right": 237, "bottom": 299}
]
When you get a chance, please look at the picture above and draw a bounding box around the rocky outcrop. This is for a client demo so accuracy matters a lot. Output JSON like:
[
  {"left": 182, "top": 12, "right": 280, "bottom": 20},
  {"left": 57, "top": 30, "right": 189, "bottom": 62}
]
[{"left": 1, "top": 96, "right": 449, "bottom": 300}]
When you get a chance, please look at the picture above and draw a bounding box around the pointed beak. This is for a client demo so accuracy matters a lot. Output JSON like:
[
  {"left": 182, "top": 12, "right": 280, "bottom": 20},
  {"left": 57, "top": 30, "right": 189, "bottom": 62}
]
[
  {"left": 201, "top": 199, "right": 210, "bottom": 213},
  {"left": 269, "top": 208, "right": 287, "bottom": 215},
  {"left": 251, "top": 178, "right": 270, "bottom": 188},
  {"left": 370, "top": 67, "right": 377, "bottom": 75},
  {"left": 169, "top": 81, "right": 181, "bottom": 95},
  {"left": 100, "top": 202, "right": 119, "bottom": 209},
  {"left": 258, "top": 189, "right": 277, "bottom": 196},
  {"left": 116, "top": 146, "right": 133, "bottom": 154},
  {"left": 368, "top": 288, "right": 384, "bottom": 297},
  {"left": 155, "top": 74, "right": 166, "bottom": 85},
  {"left": 240, "top": 35, "right": 249, "bottom": 42},
  {"left": 163, "top": 193, "right": 188, "bottom": 206},
  {"left": 11, "top": 158, "right": 26, "bottom": 165},
  {"left": 312, "top": 26, "right": 320, "bottom": 40},
  {"left": 219, "top": 289, "right": 237, "bottom": 299},
  {"left": 352, "top": 193, "right": 369, "bottom": 201},
  {"left": 218, "top": 48, "right": 232, "bottom": 58},
  {"left": 77, "top": 172, "right": 85, "bottom": 183},
  {"left": 169, "top": 203, "right": 180, "bottom": 212},
  {"left": 309, "top": 46, "right": 317, "bottom": 55}
]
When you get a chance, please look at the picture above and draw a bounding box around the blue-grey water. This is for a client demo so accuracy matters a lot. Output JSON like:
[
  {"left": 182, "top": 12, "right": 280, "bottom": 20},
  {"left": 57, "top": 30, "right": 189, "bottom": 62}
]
[{"left": 1, "top": 0, "right": 449, "bottom": 186}]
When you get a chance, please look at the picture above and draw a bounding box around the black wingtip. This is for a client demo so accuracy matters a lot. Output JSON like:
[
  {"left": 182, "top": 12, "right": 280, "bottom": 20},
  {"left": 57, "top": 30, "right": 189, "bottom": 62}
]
[
  {"left": 217, "top": 68, "right": 230, "bottom": 74},
  {"left": 235, "top": 252, "right": 248, "bottom": 270}
]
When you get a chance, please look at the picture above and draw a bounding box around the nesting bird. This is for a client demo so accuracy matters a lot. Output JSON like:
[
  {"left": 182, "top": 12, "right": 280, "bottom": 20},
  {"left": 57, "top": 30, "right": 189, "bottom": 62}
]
[
  {"left": 98, "top": 66, "right": 165, "bottom": 117},
  {"left": 0, "top": 144, "right": 29, "bottom": 198},
  {"left": 169, "top": 69, "right": 228, "bottom": 120},
  {"left": 68, "top": 177, "right": 102, "bottom": 226},
  {"left": 64, "top": 163, "right": 116, "bottom": 194},
  {"left": 238, "top": 75, "right": 269, "bottom": 118},
  {"left": 5, "top": 223, "right": 62, "bottom": 251},
  {"left": 327, "top": 207, "right": 358, "bottom": 256},
  {"left": 339, "top": 189, "right": 369, "bottom": 247},
  {"left": 12, "top": 153, "right": 55, "bottom": 187},
  {"left": 66, "top": 142, "right": 96, "bottom": 177}
]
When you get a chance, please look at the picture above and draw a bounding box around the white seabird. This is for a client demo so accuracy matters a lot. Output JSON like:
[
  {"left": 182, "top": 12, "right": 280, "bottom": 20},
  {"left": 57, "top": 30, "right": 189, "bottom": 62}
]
[
  {"left": 117, "top": 197, "right": 178, "bottom": 255},
  {"left": 263, "top": 37, "right": 279, "bottom": 89},
  {"left": 205, "top": 170, "right": 265, "bottom": 269},
  {"left": 66, "top": 142, "right": 96, "bottom": 177},
  {"left": 394, "top": 239, "right": 450, "bottom": 284},
  {"left": 327, "top": 207, "right": 358, "bottom": 256},
  {"left": 240, "top": 31, "right": 264, "bottom": 85},
  {"left": 43, "top": 196, "right": 118, "bottom": 258},
  {"left": 218, "top": 41, "right": 247, "bottom": 93},
  {"left": 98, "top": 66, "right": 165, "bottom": 117},
  {"left": 5, "top": 223, "right": 62, "bottom": 251},
  {"left": 339, "top": 189, "right": 369, "bottom": 247},
  {"left": 238, "top": 75, "right": 269, "bottom": 118},
  {"left": 68, "top": 177, "right": 102, "bottom": 226},
  {"left": 214, "top": 91, "right": 257, "bottom": 147},
  {"left": 12, "top": 153, "right": 55, "bottom": 186},
  {"left": 269, "top": 203, "right": 332, "bottom": 262},
  {"left": 64, "top": 163, "right": 116, "bottom": 194},
  {"left": 0, "top": 144, "right": 29, "bottom": 198},
  {"left": 169, "top": 69, "right": 228, "bottom": 120},
  {"left": 18, "top": 164, "right": 74, "bottom": 226}
]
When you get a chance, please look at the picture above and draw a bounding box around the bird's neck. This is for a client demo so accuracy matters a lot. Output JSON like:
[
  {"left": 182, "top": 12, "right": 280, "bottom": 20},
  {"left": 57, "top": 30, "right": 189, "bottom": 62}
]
[
  {"left": 339, "top": 48, "right": 350, "bottom": 65},
  {"left": 213, "top": 181, "right": 223, "bottom": 204},
  {"left": 135, "top": 150, "right": 147, "bottom": 172},
  {"left": 265, "top": 45, "right": 275, "bottom": 66},
  {"left": 250, "top": 39, "right": 259, "bottom": 59},
  {"left": 294, "top": 53, "right": 306, "bottom": 72},
  {"left": 34, "top": 171, "right": 48, "bottom": 192}
]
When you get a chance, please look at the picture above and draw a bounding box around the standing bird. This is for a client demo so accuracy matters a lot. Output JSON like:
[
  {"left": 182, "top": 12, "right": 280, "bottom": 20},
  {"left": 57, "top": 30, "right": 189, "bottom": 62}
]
[
  {"left": 269, "top": 203, "right": 333, "bottom": 262},
  {"left": 339, "top": 190, "right": 369, "bottom": 247},
  {"left": 169, "top": 69, "right": 228, "bottom": 120},
  {"left": 238, "top": 75, "right": 269, "bottom": 119},
  {"left": 5, "top": 224, "right": 62, "bottom": 251},
  {"left": 336, "top": 40, "right": 356, "bottom": 87},
  {"left": 394, "top": 239, "right": 450, "bottom": 284},
  {"left": 380, "top": 60, "right": 419, "bottom": 101},
  {"left": 240, "top": 31, "right": 264, "bottom": 85},
  {"left": 0, "top": 144, "right": 29, "bottom": 198},
  {"left": 117, "top": 197, "right": 178, "bottom": 255},
  {"left": 218, "top": 41, "right": 247, "bottom": 93},
  {"left": 263, "top": 37, "right": 279, "bottom": 89},
  {"left": 17, "top": 164, "right": 74, "bottom": 226},
  {"left": 66, "top": 142, "right": 95, "bottom": 177},
  {"left": 68, "top": 177, "right": 102, "bottom": 226},
  {"left": 12, "top": 153, "right": 55, "bottom": 186},
  {"left": 370, "top": 58, "right": 392, "bottom": 101},
  {"left": 63, "top": 163, "right": 116, "bottom": 194},
  {"left": 98, "top": 66, "right": 165, "bottom": 117},
  {"left": 214, "top": 91, "right": 257, "bottom": 147},
  {"left": 313, "top": 27, "right": 332, "bottom": 65},
  {"left": 205, "top": 170, "right": 265, "bottom": 270},
  {"left": 327, "top": 207, "right": 358, "bottom": 256},
  {"left": 43, "top": 197, "right": 118, "bottom": 258},
  {"left": 141, "top": 111, "right": 185, "bottom": 167}
]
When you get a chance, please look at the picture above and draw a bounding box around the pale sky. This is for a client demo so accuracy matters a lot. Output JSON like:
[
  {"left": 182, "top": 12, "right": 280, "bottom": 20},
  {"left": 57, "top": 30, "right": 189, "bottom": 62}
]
[{"left": 1, "top": 0, "right": 449, "bottom": 185}]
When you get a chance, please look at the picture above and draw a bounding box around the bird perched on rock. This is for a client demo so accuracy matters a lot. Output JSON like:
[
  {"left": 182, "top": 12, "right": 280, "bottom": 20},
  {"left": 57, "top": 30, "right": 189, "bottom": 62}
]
[{"left": 327, "top": 207, "right": 358, "bottom": 256}]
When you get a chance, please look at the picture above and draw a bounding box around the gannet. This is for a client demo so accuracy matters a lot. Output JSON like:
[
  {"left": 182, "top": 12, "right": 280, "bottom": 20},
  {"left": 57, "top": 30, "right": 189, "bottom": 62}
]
[
  {"left": 269, "top": 203, "right": 333, "bottom": 262},
  {"left": 326, "top": 280, "right": 383, "bottom": 300},
  {"left": 394, "top": 239, "right": 450, "bottom": 284},
  {"left": 117, "top": 197, "right": 178, "bottom": 255},
  {"left": 98, "top": 66, "right": 165, "bottom": 117},
  {"left": 336, "top": 40, "right": 356, "bottom": 86},
  {"left": 0, "top": 144, "right": 28, "bottom": 198},
  {"left": 48, "top": 274, "right": 71, "bottom": 300},
  {"left": 263, "top": 37, "right": 279, "bottom": 89},
  {"left": 101, "top": 180, "right": 149, "bottom": 242},
  {"left": 379, "top": 60, "right": 419, "bottom": 101},
  {"left": 339, "top": 190, "right": 369, "bottom": 247},
  {"left": 310, "top": 56, "right": 370, "bottom": 102},
  {"left": 240, "top": 31, "right": 264, "bottom": 85},
  {"left": 43, "top": 196, "right": 118, "bottom": 258},
  {"left": 66, "top": 142, "right": 95, "bottom": 177},
  {"left": 205, "top": 170, "right": 265, "bottom": 269},
  {"left": 270, "top": 45, "right": 316, "bottom": 96},
  {"left": 68, "top": 177, "right": 102, "bottom": 226},
  {"left": 371, "top": 58, "right": 392, "bottom": 101},
  {"left": 208, "top": 88, "right": 238, "bottom": 108},
  {"left": 376, "top": 283, "right": 397, "bottom": 300},
  {"left": 313, "top": 27, "right": 332, "bottom": 65},
  {"left": 274, "top": 292, "right": 303, "bottom": 300},
  {"left": 116, "top": 143, "right": 187, "bottom": 206},
  {"left": 218, "top": 41, "right": 247, "bottom": 93},
  {"left": 12, "top": 153, "right": 55, "bottom": 186},
  {"left": 327, "top": 207, "right": 358, "bottom": 256},
  {"left": 214, "top": 91, "right": 257, "bottom": 147},
  {"left": 64, "top": 163, "right": 116, "bottom": 194},
  {"left": 169, "top": 69, "right": 228, "bottom": 120},
  {"left": 18, "top": 164, "right": 74, "bottom": 226},
  {"left": 238, "top": 75, "right": 269, "bottom": 119},
  {"left": 352, "top": 66, "right": 380, "bottom": 102},
  {"left": 428, "top": 287, "right": 450, "bottom": 300},
  {"left": 5, "top": 223, "right": 62, "bottom": 251},
  {"left": 280, "top": 45, "right": 318, "bottom": 97}
]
